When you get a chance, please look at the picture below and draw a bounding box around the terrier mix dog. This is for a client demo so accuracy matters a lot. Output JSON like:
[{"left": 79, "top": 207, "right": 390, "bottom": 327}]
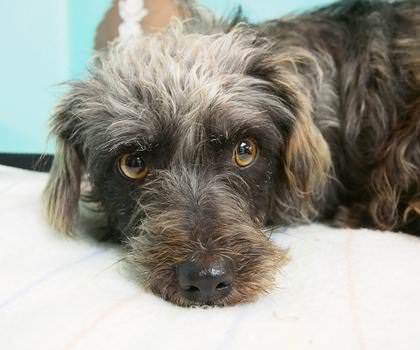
[{"left": 44, "top": 0, "right": 420, "bottom": 306}]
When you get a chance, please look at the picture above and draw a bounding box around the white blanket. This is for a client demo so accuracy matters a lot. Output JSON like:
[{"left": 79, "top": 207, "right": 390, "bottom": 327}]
[{"left": 1, "top": 165, "right": 420, "bottom": 350}]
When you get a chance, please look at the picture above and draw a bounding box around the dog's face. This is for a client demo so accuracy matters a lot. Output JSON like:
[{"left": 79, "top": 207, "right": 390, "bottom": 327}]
[{"left": 44, "top": 25, "right": 331, "bottom": 306}]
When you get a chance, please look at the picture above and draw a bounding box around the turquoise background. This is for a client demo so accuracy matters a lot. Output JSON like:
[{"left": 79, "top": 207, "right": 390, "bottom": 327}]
[
  {"left": 201, "top": 0, "right": 333, "bottom": 22},
  {"left": 0, "top": 0, "right": 333, "bottom": 154}
]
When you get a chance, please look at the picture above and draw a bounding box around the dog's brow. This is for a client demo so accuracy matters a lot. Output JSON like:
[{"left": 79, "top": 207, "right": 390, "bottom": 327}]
[
  {"left": 101, "top": 134, "right": 155, "bottom": 154},
  {"left": 97, "top": 118, "right": 164, "bottom": 154},
  {"left": 210, "top": 113, "right": 281, "bottom": 141}
]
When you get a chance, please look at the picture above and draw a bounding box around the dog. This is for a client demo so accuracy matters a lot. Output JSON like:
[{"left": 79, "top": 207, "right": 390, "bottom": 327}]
[{"left": 44, "top": 0, "right": 420, "bottom": 306}]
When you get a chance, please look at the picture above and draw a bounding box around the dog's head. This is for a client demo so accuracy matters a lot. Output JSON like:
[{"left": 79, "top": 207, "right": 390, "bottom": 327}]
[{"left": 44, "top": 21, "right": 331, "bottom": 306}]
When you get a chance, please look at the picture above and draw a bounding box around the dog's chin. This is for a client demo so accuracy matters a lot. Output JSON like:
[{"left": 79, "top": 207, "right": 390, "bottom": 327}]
[
  {"left": 150, "top": 281, "right": 261, "bottom": 307},
  {"left": 157, "top": 289, "right": 232, "bottom": 308}
]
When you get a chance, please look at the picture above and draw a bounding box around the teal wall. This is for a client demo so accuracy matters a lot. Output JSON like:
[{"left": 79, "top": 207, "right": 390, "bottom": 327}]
[
  {"left": 0, "top": 1, "right": 69, "bottom": 153},
  {"left": 201, "top": 0, "right": 334, "bottom": 22},
  {"left": 0, "top": 0, "right": 111, "bottom": 153},
  {"left": 0, "top": 0, "right": 333, "bottom": 154}
]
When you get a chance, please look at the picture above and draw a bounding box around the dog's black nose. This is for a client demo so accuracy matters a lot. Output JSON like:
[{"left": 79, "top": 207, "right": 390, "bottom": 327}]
[{"left": 176, "top": 258, "right": 233, "bottom": 304}]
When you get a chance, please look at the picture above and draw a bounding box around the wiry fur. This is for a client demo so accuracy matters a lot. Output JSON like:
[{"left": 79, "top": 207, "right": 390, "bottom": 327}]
[
  {"left": 127, "top": 170, "right": 286, "bottom": 306},
  {"left": 44, "top": 0, "right": 420, "bottom": 306}
]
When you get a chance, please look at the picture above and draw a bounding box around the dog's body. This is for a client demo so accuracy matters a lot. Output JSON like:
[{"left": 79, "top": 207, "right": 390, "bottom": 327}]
[
  {"left": 45, "top": 0, "right": 420, "bottom": 306},
  {"left": 257, "top": 0, "right": 420, "bottom": 233}
]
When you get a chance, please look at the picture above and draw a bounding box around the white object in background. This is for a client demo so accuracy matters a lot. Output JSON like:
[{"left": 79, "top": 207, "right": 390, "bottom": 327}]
[{"left": 118, "top": 0, "right": 148, "bottom": 41}]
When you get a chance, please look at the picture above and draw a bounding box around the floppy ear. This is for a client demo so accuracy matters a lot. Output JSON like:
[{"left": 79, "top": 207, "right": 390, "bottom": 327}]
[
  {"left": 279, "top": 104, "right": 331, "bottom": 221},
  {"left": 44, "top": 138, "right": 81, "bottom": 234},
  {"left": 43, "top": 99, "right": 83, "bottom": 234},
  {"left": 271, "top": 50, "right": 331, "bottom": 193},
  {"left": 250, "top": 47, "right": 332, "bottom": 220},
  {"left": 284, "top": 117, "right": 331, "bottom": 198}
]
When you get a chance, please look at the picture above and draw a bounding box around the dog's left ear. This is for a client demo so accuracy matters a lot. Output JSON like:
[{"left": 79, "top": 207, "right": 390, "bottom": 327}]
[
  {"left": 43, "top": 95, "right": 84, "bottom": 234},
  {"left": 284, "top": 114, "right": 331, "bottom": 198},
  {"left": 250, "top": 48, "right": 332, "bottom": 218},
  {"left": 282, "top": 104, "right": 331, "bottom": 220}
]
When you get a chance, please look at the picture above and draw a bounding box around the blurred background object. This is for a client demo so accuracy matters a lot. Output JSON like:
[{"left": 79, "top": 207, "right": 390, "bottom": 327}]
[{"left": 0, "top": 0, "right": 334, "bottom": 169}]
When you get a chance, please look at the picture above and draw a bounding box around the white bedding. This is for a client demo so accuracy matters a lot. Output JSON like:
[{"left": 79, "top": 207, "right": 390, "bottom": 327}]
[{"left": 1, "top": 165, "right": 420, "bottom": 350}]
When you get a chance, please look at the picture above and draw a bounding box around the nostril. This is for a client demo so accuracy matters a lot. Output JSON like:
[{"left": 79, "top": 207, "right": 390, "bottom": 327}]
[
  {"left": 185, "top": 285, "right": 200, "bottom": 293},
  {"left": 216, "top": 281, "right": 231, "bottom": 290}
]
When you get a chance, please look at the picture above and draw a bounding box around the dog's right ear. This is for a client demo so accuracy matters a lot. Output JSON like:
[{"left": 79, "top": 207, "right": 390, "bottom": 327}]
[{"left": 43, "top": 98, "right": 83, "bottom": 234}]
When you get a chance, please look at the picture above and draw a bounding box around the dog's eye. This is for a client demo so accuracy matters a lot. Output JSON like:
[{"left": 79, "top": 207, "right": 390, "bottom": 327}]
[
  {"left": 118, "top": 153, "right": 148, "bottom": 180},
  {"left": 234, "top": 139, "right": 258, "bottom": 167}
]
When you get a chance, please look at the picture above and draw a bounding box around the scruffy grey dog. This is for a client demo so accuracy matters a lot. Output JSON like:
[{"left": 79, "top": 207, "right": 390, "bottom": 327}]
[{"left": 44, "top": 0, "right": 420, "bottom": 306}]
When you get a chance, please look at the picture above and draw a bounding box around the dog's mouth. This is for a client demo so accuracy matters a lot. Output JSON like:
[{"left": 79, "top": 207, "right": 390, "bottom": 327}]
[
  {"left": 128, "top": 223, "right": 287, "bottom": 307},
  {"left": 125, "top": 171, "right": 288, "bottom": 306},
  {"left": 152, "top": 280, "right": 235, "bottom": 307}
]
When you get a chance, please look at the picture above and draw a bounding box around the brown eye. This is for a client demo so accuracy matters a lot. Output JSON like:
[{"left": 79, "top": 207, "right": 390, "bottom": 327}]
[
  {"left": 118, "top": 153, "right": 148, "bottom": 180},
  {"left": 234, "top": 139, "right": 258, "bottom": 167}
]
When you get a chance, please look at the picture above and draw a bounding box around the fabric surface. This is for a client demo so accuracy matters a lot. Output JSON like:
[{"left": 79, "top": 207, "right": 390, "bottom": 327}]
[{"left": 1, "top": 165, "right": 420, "bottom": 350}]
